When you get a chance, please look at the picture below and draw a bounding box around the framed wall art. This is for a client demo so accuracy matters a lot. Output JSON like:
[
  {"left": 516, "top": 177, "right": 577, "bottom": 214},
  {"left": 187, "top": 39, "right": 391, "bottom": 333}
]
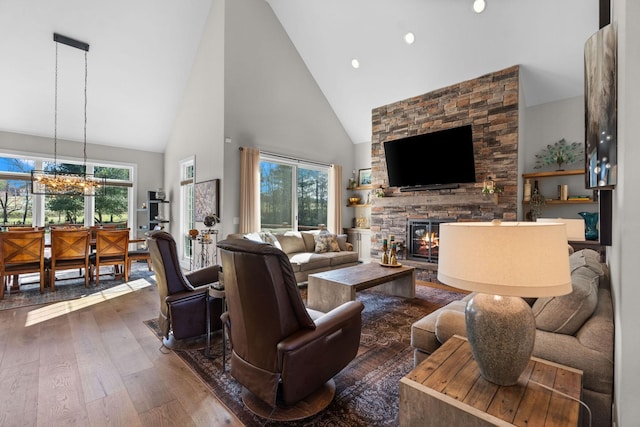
[
  {"left": 194, "top": 179, "right": 220, "bottom": 222},
  {"left": 585, "top": 23, "right": 617, "bottom": 189},
  {"left": 358, "top": 168, "right": 372, "bottom": 187}
]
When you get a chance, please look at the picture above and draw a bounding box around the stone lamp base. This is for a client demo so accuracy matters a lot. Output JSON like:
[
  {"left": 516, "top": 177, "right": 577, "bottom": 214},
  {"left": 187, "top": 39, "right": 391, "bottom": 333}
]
[{"left": 465, "top": 293, "right": 535, "bottom": 386}]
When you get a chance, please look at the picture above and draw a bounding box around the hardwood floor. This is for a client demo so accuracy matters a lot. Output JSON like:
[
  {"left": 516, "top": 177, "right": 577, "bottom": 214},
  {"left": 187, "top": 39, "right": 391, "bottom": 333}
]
[{"left": 0, "top": 279, "right": 242, "bottom": 427}]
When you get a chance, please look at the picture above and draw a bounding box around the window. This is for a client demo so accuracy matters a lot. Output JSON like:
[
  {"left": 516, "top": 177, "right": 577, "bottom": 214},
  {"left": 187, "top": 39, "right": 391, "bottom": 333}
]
[
  {"left": 0, "top": 157, "right": 34, "bottom": 226},
  {"left": 44, "top": 162, "right": 86, "bottom": 226},
  {"left": 260, "top": 156, "right": 328, "bottom": 232},
  {"left": 0, "top": 154, "right": 134, "bottom": 231},
  {"left": 94, "top": 166, "right": 130, "bottom": 226},
  {"left": 180, "top": 157, "right": 195, "bottom": 268}
]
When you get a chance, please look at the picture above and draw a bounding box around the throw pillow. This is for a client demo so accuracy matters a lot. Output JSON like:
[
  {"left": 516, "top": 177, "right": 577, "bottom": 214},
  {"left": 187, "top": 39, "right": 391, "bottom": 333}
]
[
  {"left": 243, "top": 232, "right": 263, "bottom": 243},
  {"left": 314, "top": 233, "right": 341, "bottom": 253},
  {"left": 569, "top": 249, "right": 604, "bottom": 276},
  {"left": 532, "top": 265, "right": 599, "bottom": 335},
  {"left": 277, "top": 234, "right": 307, "bottom": 254},
  {"left": 336, "top": 234, "right": 349, "bottom": 251},
  {"left": 300, "top": 232, "right": 317, "bottom": 252},
  {"left": 261, "top": 231, "right": 283, "bottom": 250}
]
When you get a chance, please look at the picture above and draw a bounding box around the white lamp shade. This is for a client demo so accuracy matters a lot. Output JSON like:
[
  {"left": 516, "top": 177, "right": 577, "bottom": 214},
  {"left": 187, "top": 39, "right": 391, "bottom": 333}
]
[
  {"left": 536, "top": 217, "right": 586, "bottom": 241},
  {"left": 437, "top": 221, "right": 572, "bottom": 297}
]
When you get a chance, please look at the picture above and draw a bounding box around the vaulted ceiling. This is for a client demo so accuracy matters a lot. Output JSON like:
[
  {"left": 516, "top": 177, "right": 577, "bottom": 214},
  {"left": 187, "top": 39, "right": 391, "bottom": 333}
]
[
  {"left": 0, "top": 0, "right": 598, "bottom": 152},
  {"left": 267, "top": 0, "right": 599, "bottom": 143},
  {"left": 0, "top": 0, "right": 211, "bottom": 153}
]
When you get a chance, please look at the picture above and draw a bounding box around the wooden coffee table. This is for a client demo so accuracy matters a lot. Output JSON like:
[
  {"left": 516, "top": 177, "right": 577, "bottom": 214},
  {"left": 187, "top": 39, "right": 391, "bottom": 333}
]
[{"left": 307, "top": 263, "right": 415, "bottom": 312}]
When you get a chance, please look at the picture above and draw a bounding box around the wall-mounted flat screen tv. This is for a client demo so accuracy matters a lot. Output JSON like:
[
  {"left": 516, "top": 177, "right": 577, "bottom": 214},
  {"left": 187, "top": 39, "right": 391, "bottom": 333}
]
[{"left": 383, "top": 125, "right": 476, "bottom": 191}]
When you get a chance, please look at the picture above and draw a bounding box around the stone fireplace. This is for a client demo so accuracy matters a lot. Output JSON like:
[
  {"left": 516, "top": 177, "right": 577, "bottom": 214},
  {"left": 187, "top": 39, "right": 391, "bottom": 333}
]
[
  {"left": 369, "top": 66, "right": 520, "bottom": 282},
  {"left": 407, "top": 219, "right": 453, "bottom": 263}
]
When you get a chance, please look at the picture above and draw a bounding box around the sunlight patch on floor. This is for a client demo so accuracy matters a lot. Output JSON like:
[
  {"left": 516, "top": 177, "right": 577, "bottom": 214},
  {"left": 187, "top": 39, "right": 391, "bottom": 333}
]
[{"left": 24, "top": 276, "right": 155, "bottom": 327}]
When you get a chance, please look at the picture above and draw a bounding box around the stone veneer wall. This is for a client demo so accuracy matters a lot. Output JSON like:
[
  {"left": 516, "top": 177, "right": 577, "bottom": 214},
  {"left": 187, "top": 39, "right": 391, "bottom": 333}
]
[{"left": 370, "top": 66, "right": 520, "bottom": 278}]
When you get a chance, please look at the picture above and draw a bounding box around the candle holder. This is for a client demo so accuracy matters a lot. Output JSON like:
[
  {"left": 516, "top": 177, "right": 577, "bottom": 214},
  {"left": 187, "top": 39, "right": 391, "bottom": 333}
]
[{"left": 381, "top": 239, "right": 389, "bottom": 264}]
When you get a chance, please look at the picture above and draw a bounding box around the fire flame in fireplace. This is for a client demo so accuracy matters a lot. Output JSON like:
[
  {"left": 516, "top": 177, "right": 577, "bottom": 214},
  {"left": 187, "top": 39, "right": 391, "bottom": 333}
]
[{"left": 420, "top": 232, "right": 439, "bottom": 249}]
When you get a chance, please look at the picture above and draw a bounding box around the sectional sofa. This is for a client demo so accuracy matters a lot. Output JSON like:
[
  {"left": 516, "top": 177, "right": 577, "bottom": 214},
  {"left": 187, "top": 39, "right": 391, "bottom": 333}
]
[
  {"left": 226, "top": 231, "right": 359, "bottom": 283},
  {"left": 410, "top": 249, "right": 613, "bottom": 427}
]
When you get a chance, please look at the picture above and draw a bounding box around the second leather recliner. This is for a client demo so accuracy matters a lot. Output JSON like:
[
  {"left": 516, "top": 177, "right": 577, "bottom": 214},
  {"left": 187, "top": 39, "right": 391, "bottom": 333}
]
[
  {"left": 147, "top": 230, "right": 222, "bottom": 345},
  {"left": 217, "top": 238, "right": 364, "bottom": 415}
]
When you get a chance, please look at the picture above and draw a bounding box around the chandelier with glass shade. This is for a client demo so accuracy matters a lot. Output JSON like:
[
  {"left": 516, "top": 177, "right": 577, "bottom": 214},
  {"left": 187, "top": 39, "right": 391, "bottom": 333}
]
[{"left": 31, "top": 33, "right": 105, "bottom": 196}]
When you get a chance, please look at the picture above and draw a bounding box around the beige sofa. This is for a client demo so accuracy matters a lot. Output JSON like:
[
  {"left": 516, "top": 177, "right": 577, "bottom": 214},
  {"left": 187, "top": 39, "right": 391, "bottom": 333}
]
[
  {"left": 410, "top": 249, "right": 614, "bottom": 427},
  {"left": 226, "top": 231, "right": 359, "bottom": 283}
]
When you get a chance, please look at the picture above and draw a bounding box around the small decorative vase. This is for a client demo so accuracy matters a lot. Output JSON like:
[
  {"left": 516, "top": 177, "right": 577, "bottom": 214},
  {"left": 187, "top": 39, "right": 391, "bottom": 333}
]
[
  {"left": 156, "top": 188, "right": 166, "bottom": 200},
  {"left": 578, "top": 212, "right": 599, "bottom": 241}
]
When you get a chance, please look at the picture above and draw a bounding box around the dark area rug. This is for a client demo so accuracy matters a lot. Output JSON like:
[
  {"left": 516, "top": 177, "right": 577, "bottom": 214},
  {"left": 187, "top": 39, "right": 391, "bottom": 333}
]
[
  {"left": 0, "top": 262, "right": 155, "bottom": 311},
  {"left": 145, "top": 284, "right": 467, "bottom": 426}
]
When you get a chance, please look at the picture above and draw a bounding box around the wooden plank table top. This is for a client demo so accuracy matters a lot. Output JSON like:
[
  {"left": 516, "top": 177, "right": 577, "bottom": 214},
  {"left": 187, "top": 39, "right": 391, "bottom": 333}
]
[
  {"left": 400, "top": 335, "right": 583, "bottom": 427},
  {"left": 307, "top": 262, "right": 415, "bottom": 312},
  {"left": 309, "top": 262, "right": 414, "bottom": 289}
]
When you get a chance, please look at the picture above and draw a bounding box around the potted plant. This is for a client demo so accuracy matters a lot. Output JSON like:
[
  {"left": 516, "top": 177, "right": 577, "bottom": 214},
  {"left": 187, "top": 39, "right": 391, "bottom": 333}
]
[{"left": 481, "top": 178, "right": 502, "bottom": 195}]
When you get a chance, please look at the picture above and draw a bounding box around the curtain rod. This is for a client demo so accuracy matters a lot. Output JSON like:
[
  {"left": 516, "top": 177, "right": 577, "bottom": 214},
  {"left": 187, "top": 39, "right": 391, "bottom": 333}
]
[{"left": 239, "top": 147, "right": 332, "bottom": 168}]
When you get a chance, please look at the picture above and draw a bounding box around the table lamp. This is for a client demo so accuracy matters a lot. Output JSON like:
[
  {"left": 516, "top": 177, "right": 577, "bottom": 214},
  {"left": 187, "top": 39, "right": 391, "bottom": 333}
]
[{"left": 437, "top": 220, "right": 572, "bottom": 386}]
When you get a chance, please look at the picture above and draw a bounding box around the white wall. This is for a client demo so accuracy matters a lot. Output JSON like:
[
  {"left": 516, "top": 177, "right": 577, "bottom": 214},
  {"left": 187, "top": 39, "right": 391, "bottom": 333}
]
[
  {"left": 521, "top": 96, "right": 584, "bottom": 171},
  {"left": 221, "top": 0, "right": 353, "bottom": 235},
  {"left": 0, "top": 130, "right": 163, "bottom": 230},
  {"left": 521, "top": 96, "right": 590, "bottom": 220},
  {"left": 352, "top": 142, "right": 372, "bottom": 175},
  {"left": 163, "top": 0, "right": 225, "bottom": 235},
  {"left": 612, "top": 0, "right": 640, "bottom": 425}
]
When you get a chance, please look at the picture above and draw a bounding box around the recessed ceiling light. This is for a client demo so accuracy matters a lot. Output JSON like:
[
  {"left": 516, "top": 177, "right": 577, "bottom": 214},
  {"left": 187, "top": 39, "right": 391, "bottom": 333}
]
[
  {"left": 404, "top": 32, "right": 415, "bottom": 45},
  {"left": 473, "top": 0, "right": 486, "bottom": 13},
  {"left": 351, "top": 58, "right": 360, "bottom": 69}
]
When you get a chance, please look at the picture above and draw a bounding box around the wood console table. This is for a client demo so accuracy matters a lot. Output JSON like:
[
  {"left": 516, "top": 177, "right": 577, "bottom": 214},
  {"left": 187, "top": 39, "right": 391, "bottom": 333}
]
[{"left": 399, "top": 335, "right": 583, "bottom": 427}]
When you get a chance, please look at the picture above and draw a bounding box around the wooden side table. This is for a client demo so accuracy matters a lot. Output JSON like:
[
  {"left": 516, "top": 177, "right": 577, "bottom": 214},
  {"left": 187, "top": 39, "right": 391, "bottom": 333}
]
[
  {"left": 399, "top": 335, "right": 583, "bottom": 427},
  {"left": 206, "top": 285, "right": 226, "bottom": 370}
]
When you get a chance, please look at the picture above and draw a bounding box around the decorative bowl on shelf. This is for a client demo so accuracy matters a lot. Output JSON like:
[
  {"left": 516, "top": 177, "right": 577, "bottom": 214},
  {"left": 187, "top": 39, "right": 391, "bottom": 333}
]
[{"left": 348, "top": 197, "right": 361, "bottom": 205}]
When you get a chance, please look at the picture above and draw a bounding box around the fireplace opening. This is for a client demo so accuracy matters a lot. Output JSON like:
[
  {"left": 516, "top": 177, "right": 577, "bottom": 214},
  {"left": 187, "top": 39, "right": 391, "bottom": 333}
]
[{"left": 407, "top": 219, "right": 453, "bottom": 262}]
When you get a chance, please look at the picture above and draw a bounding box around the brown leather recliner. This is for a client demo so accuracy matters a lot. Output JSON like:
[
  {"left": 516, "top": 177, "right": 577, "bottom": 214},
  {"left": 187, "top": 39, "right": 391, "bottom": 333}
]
[
  {"left": 217, "top": 238, "right": 364, "bottom": 412},
  {"left": 147, "top": 230, "right": 222, "bottom": 344}
]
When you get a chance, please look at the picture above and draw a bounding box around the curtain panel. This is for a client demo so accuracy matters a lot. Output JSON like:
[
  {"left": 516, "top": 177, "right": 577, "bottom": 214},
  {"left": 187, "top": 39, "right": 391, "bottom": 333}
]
[
  {"left": 239, "top": 147, "right": 260, "bottom": 233},
  {"left": 328, "top": 164, "right": 342, "bottom": 234}
]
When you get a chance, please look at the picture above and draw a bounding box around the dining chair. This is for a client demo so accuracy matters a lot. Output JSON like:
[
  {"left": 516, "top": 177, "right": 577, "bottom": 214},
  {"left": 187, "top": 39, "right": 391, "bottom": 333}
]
[
  {"left": 89, "top": 229, "right": 130, "bottom": 285},
  {"left": 7, "top": 226, "right": 45, "bottom": 231},
  {"left": 89, "top": 224, "right": 119, "bottom": 251},
  {"left": 128, "top": 249, "right": 152, "bottom": 273},
  {"left": 4, "top": 227, "right": 45, "bottom": 291},
  {"left": 0, "top": 230, "right": 46, "bottom": 299},
  {"left": 48, "top": 228, "right": 91, "bottom": 290}
]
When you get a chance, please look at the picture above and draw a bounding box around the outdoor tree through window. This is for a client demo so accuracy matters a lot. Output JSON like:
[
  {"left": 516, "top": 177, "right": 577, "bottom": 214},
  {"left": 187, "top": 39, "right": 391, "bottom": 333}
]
[
  {"left": 94, "top": 166, "right": 129, "bottom": 225},
  {"left": 0, "top": 157, "right": 33, "bottom": 225},
  {"left": 1, "top": 154, "right": 134, "bottom": 229},
  {"left": 260, "top": 158, "right": 328, "bottom": 232}
]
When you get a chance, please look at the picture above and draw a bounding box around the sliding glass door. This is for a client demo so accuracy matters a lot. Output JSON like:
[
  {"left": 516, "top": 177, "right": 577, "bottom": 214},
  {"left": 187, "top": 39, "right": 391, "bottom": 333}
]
[{"left": 260, "top": 156, "right": 328, "bottom": 232}]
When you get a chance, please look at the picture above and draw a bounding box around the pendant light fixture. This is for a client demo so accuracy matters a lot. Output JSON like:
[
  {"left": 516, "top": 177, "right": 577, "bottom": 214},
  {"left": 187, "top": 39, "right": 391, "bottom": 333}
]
[{"left": 31, "top": 33, "right": 105, "bottom": 196}]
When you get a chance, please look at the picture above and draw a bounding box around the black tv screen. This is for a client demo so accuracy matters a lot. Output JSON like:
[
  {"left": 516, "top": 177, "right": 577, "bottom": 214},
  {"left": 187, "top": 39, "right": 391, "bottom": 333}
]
[{"left": 384, "top": 125, "right": 476, "bottom": 190}]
